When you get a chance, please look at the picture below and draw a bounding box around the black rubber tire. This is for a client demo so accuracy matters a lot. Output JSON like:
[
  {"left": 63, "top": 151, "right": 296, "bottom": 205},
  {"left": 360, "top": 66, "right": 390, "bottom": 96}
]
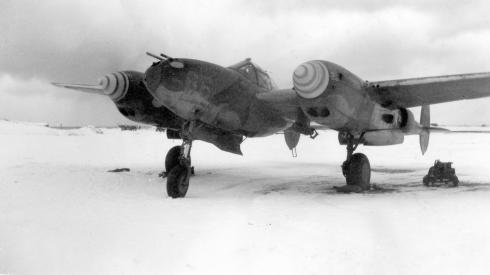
[
  {"left": 165, "top": 146, "right": 182, "bottom": 173},
  {"left": 166, "top": 164, "right": 191, "bottom": 198},
  {"left": 450, "top": 176, "right": 459, "bottom": 187},
  {"left": 423, "top": 175, "right": 430, "bottom": 186},
  {"left": 345, "top": 153, "right": 371, "bottom": 188},
  {"left": 429, "top": 177, "right": 436, "bottom": 186}
]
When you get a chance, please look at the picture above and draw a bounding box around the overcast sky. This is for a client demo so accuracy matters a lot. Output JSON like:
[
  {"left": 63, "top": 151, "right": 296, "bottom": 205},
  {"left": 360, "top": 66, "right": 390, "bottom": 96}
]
[{"left": 1, "top": 0, "right": 490, "bottom": 126}]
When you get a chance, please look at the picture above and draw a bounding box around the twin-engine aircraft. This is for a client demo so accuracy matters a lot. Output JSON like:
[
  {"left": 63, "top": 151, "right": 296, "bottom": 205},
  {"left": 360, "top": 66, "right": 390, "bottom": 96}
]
[{"left": 53, "top": 52, "right": 490, "bottom": 198}]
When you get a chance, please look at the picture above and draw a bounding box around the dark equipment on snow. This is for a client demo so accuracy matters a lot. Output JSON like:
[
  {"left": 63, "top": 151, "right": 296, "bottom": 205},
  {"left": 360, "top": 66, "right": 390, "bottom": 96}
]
[
  {"left": 108, "top": 168, "right": 131, "bottom": 173},
  {"left": 118, "top": 125, "right": 141, "bottom": 131},
  {"left": 423, "top": 160, "right": 459, "bottom": 187}
]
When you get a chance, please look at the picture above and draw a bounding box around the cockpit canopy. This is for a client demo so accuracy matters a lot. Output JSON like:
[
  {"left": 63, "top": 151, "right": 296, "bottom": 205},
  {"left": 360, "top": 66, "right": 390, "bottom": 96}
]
[{"left": 228, "top": 58, "right": 277, "bottom": 91}]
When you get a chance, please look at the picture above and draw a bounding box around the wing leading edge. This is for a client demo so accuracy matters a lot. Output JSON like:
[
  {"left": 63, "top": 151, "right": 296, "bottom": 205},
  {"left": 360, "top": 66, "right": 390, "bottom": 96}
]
[{"left": 368, "top": 72, "right": 490, "bottom": 109}]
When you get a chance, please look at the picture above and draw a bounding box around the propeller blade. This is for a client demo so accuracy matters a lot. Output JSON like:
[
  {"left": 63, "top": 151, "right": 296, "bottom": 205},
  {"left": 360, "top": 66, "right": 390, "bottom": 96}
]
[
  {"left": 52, "top": 72, "right": 129, "bottom": 102},
  {"left": 419, "top": 130, "right": 429, "bottom": 155},
  {"left": 51, "top": 82, "right": 106, "bottom": 95},
  {"left": 420, "top": 105, "right": 430, "bottom": 128},
  {"left": 419, "top": 105, "right": 430, "bottom": 155}
]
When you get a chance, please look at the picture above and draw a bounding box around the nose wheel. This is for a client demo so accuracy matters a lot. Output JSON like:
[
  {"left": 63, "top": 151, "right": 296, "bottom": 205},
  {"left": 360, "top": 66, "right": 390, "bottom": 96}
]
[{"left": 336, "top": 133, "right": 371, "bottom": 192}]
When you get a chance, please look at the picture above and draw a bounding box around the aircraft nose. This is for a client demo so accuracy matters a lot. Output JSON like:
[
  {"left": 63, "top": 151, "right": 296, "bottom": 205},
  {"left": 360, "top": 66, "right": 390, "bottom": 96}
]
[
  {"left": 293, "top": 60, "right": 329, "bottom": 99},
  {"left": 143, "top": 63, "right": 162, "bottom": 92},
  {"left": 97, "top": 72, "right": 129, "bottom": 102}
]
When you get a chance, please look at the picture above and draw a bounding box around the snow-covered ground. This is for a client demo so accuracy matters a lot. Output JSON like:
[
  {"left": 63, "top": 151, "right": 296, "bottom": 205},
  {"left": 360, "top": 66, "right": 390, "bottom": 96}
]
[{"left": 1, "top": 120, "right": 490, "bottom": 275}]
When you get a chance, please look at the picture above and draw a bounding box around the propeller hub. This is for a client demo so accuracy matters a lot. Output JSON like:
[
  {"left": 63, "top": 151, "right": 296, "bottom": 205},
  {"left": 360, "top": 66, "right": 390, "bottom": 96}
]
[
  {"left": 293, "top": 60, "right": 329, "bottom": 99},
  {"left": 98, "top": 72, "right": 129, "bottom": 102}
]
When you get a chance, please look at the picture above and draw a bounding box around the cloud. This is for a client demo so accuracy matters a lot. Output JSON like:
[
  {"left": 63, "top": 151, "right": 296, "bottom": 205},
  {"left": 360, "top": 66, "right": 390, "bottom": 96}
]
[
  {"left": 1, "top": 0, "right": 490, "bottom": 125},
  {"left": 0, "top": 0, "right": 149, "bottom": 81}
]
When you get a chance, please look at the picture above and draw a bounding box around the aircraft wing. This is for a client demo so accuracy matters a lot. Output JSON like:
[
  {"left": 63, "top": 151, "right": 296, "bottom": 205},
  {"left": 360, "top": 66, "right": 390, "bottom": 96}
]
[{"left": 367, "top": 72, "right": 490, "bottom": 108}]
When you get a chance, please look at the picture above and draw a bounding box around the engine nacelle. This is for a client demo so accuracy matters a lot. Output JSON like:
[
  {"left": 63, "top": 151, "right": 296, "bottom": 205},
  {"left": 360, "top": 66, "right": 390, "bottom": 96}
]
[
  {"left": 398, "top": 108, "right": 420, "bottom": 134},
  {"left": 338, "top": 130, "right": 404, "bottom": 146},
  {"left": 362, "top": 130, "right": 404, "bottom": 146},
  {"left": 360, "top": 108, "right": 418, "bottom": 146},
  {"left": 366, "top": 106, "right": 420, "bottom": 134},
  {"left": 292, "top": 60, "right": 366, "bottom": 129},
  {"left": 337, "top": 107, "right": 417, "bottom": 146},
  {"left": 112, "top": 71, "right": 184, "bottom": 129}
]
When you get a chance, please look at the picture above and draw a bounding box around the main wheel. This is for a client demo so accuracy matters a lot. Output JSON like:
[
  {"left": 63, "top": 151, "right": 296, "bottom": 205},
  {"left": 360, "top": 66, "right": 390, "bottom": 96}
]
[
  {"left": 165, "top": 146, "right": 182, "bottom": 173},
  {"left": 345, "top": 153, "right": 371, "bottom": 188},
  {"left": 449, "top": 175, "right": 459, "bottom": 187},
  {"left": 424, "top": 176, "right": 435, "bottom": 187},
  {"left": 167, "top": 164, "right": 191, "bottom": 198}
]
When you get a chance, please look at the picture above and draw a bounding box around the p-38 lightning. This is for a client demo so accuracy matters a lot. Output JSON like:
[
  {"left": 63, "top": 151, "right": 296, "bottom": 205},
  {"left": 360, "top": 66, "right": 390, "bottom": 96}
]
[{"left": 53, "top": 52, "right": 490, "bottom": 198}]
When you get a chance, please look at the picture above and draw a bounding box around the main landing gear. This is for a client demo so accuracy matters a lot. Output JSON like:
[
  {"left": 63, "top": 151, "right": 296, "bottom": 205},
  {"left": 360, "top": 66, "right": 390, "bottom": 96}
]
[
  {"left": 336, "top": 133, "right": 371, "bottom": 193},
  {"left": 165, "top": 139, "right": 193, "bottom": 198}
]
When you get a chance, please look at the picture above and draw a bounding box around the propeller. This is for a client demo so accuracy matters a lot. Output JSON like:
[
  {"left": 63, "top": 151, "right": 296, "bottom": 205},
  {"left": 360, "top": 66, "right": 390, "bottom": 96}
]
[
  {"left": 419, "top": 105, "right": 430, "bottom": 155},
  {"left": 52, "top": 72, "right": 129, "bottom": 102}
]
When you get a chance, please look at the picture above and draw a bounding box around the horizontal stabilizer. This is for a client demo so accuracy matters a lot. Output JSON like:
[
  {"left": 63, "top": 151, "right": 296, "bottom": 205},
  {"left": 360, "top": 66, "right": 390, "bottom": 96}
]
[
  {"left": 422, "top": 126, "right": 490, "bottom": 134},
  {"left": 367, "top": 126, "right": 485, "bottom": 134},
  {"left": 427, "top": 127, "right": 450, "bottom": 133},
  {"left": 430, "top": 128, "right": 490, "bottom": 134}
]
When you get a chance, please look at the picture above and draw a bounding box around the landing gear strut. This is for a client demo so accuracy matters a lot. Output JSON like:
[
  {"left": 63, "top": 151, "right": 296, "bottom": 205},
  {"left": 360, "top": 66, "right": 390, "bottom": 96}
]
[
  {"left": 338, "top": 133, "right": 371, "bottom": 192},
  {"left": 164, "top": 145, "right": 194, "bottom": 175},
  {"left": 164, "top": 121, "right": 197, "bottom": 198},
  {"left": 166, "top": 139, "right": 193, "bottom": 198}
]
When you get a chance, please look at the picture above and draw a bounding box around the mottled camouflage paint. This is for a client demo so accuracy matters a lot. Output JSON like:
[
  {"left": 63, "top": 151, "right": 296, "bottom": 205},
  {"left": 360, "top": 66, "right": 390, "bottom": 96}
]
[
  {"left": 53, "top": 55, "right": 490, "bottom": 159},
  {"left": 142, "top": 58, "right": 422, "bottom": 148},
  {"left": 144, "top": 59, "right": 288, "bottom": 138},
  {"left": 294, "top": 61, "right": 401, "bottom": 133},
  {"left": 113, "top": 71, "right": 183, "bottom": 130}
]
